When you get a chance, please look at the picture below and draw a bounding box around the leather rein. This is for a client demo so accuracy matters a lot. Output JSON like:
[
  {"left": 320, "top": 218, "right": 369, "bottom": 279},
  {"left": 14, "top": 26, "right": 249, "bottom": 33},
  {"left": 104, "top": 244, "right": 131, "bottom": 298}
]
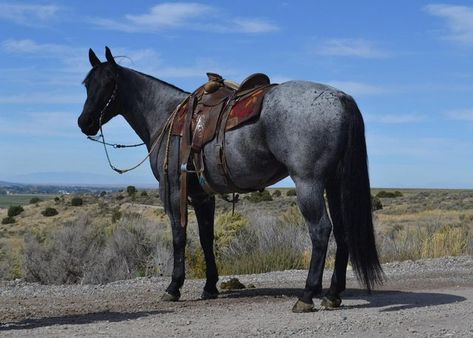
[{"left": 87, "top": 77, "right": 180, "bottom": 174}]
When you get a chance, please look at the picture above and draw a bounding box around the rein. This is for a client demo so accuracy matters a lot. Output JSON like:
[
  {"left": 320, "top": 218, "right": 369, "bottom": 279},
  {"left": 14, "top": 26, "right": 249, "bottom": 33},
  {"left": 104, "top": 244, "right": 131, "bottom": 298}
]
[{"left": 87, "top": 78, "right": 182, "bottom": 174}]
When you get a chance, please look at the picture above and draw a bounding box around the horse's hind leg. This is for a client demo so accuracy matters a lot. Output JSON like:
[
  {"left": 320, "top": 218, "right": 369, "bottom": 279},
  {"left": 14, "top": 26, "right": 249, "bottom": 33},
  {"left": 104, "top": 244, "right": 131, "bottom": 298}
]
[
  {"left": 192, "top": 195, "right": 219, "bottom": 299},
  {"left": 321, "top": 178, "right": 348, "bottom": 309},
  {"left": 292, "top": 178, "right": 332, "bottom": 313}
]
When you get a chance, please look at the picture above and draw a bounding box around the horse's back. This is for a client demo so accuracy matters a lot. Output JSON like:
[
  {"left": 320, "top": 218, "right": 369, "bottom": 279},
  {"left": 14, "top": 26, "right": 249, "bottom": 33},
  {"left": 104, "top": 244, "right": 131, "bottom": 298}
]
[{"left": 202, "top": 80, "right": 354, "bottom": 191}]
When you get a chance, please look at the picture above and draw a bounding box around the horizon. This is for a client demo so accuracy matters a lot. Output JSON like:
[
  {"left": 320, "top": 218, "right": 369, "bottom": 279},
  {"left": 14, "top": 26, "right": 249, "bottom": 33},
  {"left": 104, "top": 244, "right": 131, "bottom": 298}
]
[{"left": 1, "top": 1, "right": 473, "bottom": 189}]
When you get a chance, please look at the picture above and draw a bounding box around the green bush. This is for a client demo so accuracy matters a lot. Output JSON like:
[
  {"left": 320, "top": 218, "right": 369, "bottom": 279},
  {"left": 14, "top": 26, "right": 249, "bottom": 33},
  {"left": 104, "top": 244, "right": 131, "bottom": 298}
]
[
  {"left": 29, "top": 197, "right": 42, "bottom": 204},
  {"left": 41, "top": 207, "right": 58, "bottom": 217},
  {"left": 116, "top": 195, "right": 124, "bottom": 201},
  {"left": 126, "top": 186, "right": 137, "bottom": 196},
  {"left": 141, "top": 191, "right": 148, "bottom": 196},
  {"left": 371, "top": 195, "right": 383, "bottom": 211},
  {"left": 245, "top": 189, "right": 272, "bottom": 203},
  {"left": 2, "top": 216, "right": 15, "bottom": 225},
  {"left": 8, "top": 205, "right": 24, "bottom": 217},
  {"left": 71, "top": 197, "right": 83, "bottom": 206},
  {"left": 272, "top": 190, "right": 282, "bottom": 197},
  {"left": 286, "top": 189, "right": 297, "bottom": 197},
  {"left": 376, "top": 190, "right": 403, "bottom": 198},
  {"left": 100, "top": 191, "right": 106, "bottom": 197}
]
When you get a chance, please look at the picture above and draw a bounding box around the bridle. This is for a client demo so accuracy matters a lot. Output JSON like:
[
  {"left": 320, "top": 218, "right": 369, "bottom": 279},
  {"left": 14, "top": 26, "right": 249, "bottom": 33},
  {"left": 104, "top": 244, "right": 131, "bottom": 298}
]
[{"left": 86, "top": 75, "right": 181, "bottom": 174}]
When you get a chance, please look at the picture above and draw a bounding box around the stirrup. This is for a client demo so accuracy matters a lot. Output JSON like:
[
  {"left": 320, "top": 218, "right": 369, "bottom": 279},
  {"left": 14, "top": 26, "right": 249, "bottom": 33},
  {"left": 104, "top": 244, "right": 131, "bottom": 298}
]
[{"left": 180, "top": 163, "right": 202, "bottom": 174}]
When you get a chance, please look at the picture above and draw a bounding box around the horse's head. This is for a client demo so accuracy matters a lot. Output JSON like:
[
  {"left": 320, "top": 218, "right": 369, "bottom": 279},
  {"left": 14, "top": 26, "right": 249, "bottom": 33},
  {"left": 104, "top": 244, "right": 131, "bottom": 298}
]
[{"left": 78, "top": 47, "right": 121, "bottom": 136}]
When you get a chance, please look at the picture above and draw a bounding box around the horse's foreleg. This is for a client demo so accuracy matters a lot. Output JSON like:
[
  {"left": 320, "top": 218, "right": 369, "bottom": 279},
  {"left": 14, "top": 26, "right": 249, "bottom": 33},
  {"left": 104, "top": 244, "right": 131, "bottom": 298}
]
[
  {"left": 193, "top": 195, "right": 219, "bottom": 299},
  {"left": 291, "top": 179, "right": 332, "bottom": 313},
  {"left": 161, "top": 185, "right": 187, "bottom": 302}
]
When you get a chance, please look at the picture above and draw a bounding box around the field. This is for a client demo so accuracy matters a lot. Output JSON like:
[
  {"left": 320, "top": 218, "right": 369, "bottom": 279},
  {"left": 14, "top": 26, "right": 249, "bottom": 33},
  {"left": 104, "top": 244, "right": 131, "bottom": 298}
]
[
  {"left": 0, "top": 194, "right": 54, "bottom": 209},
  {"left": 0, "top": 187, "right": 472, "bottom": 284}
]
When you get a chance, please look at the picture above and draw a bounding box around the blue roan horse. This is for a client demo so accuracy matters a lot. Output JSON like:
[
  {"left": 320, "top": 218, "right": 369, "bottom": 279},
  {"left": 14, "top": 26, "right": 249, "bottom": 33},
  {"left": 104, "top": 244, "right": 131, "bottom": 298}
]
[{"left": 78, "top": 47, "right": 383, "bottom": 312}]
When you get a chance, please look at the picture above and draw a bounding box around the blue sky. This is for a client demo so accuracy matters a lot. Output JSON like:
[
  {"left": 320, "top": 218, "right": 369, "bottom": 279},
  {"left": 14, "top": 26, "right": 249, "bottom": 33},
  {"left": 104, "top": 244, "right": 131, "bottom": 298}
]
[{"left": 0, "top": 1, "right": 472, "bottom": 188}]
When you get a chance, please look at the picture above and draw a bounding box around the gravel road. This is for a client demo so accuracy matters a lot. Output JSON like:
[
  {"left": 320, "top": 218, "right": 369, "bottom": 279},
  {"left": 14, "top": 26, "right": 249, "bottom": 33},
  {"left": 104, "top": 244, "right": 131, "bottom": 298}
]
[{"left": 1, "top": 256, "right": 472, "bottom": 337}]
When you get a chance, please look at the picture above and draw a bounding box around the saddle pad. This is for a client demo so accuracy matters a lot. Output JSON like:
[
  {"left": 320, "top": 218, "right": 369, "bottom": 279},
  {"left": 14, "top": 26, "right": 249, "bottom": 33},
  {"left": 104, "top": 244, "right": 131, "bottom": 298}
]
[{"left": 171, "top": 85, "right": 273, "bottom": 137}]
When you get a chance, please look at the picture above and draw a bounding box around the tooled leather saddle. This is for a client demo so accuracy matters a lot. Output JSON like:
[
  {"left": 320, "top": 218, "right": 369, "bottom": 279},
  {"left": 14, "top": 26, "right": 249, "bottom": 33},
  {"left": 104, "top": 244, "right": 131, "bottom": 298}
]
[{"left": 171, "top": 72, "right": 275, "bottom": 227}]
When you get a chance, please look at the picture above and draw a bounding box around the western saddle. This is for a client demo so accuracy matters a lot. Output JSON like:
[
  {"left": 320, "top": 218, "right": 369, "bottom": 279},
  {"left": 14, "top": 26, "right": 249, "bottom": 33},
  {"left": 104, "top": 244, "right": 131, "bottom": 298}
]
[{"left": 169, "top": 72, "right": 275, "bottom": 227}]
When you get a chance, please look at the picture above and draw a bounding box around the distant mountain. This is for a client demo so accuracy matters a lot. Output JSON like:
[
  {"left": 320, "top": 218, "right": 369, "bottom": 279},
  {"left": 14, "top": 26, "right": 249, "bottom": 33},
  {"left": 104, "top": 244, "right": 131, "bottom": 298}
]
[{"left": 4, "top": 172, "right": 157, "bottom": 188}]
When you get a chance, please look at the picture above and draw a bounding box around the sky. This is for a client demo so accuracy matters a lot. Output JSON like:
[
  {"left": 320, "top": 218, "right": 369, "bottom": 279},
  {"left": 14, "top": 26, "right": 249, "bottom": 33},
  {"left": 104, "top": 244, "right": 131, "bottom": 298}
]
[{"left": 0, "top": 1, "right": 472, "bottom": 188}]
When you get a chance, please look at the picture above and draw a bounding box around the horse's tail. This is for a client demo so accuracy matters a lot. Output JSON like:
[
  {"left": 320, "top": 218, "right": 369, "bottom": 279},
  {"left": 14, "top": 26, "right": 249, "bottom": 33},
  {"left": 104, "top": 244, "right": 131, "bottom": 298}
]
[{"left": 336, "top": 94, "right": 384, "bottom": 291}]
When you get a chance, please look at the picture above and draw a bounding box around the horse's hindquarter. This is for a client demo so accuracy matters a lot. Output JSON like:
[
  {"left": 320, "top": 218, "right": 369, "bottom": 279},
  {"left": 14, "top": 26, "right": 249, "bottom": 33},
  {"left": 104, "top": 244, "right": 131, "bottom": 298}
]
[
  {"left": 262, "top": 81, "right": 348, "bottom": 178},
  {"left": 202, "top": 81, "right": 349, "bottom": 192}
]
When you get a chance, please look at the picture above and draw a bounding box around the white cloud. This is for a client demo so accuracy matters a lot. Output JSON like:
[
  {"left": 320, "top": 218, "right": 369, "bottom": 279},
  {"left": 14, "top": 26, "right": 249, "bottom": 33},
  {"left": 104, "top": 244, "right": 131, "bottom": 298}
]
[
  {"left": 0, "top": 92, "right": 84, "bottom": 104},
  {"left": 445, "top": 109, "right": 473, "bottom": 121},
  {"left": 232, "top": 18, "right": 279, "bottom": 33},
  {"left": 91, "top": 2, "right": 278, "bottom": 34},
  {"left": 126, "top": 3, "right": 214, "bottom": 28},
  {"left": 327, "top": 81, "right": 386, "bottom": 96},
  {"left": 2, "top": 39, "right": 72, "bottom": 55},
  {"left": 0, "top": 3, "right": 59, "bottom": 25},
  {"left": 425, "top": 4, "right": 473, "bottom": 46},
  {"left": 315, "top": 38, "right": 388, "bottom": 58}
]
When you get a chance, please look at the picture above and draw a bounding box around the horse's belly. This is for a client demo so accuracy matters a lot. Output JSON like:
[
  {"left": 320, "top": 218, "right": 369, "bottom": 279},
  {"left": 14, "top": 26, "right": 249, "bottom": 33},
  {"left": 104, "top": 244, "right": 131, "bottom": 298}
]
[{"left": 200, "top": 124, "right": 287, "bottom": 193}]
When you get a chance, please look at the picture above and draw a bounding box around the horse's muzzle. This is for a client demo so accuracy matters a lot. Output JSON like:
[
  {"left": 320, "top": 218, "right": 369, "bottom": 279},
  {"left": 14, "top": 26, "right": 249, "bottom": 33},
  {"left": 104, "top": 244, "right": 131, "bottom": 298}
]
[{"left": 77, "top": 113, "right": 99, "bottom": 136}]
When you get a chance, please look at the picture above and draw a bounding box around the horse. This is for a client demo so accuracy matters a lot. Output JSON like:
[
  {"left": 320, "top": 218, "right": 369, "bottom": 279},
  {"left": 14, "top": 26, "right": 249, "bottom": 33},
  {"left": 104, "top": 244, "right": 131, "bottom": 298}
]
[{"left": 77, "top": 47, "right": 383, "bottom": 312}]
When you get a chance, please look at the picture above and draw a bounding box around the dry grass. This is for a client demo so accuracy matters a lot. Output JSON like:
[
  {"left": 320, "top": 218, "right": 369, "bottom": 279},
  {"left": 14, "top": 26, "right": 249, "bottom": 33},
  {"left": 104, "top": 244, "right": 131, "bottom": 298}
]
[{"left": 0, "top": 188, "right": 472, "bottom": 283}]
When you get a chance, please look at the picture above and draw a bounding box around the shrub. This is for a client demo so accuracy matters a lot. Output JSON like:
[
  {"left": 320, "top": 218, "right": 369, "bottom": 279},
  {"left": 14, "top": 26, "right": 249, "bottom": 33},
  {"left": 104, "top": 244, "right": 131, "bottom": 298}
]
[
  {"left": 279, "top": 206, "right": 305, "bottom": 226},
  {"left": 29, "top": 197, "right": 42, "bottom": 204},
  {"left": 8, "top": 205, "right": 24, "bottom": 217},
  {"left": 24, "top": 217, "right": 97, "bottom": 284},
  {"left": 2, "top": 216, "right": 15, "bottom": 225},
  {"left": 116, "top": 195, "right": 124, "bottom": 201},
  {"left": 376, "top": 190, "right": 403, "bottom": 198},
  {"left": 245, "top": 189, "right": 272, "bottom": 203},
  {"left": 41, "top": 207, "right": 58, "bottom": 217},
  {"left": 71, "top": 197, "right": 83, "bottom": 206},
  {"left": 141, "top": 190, "right": 148, "bottom": 196},
  {"left": 217, "top": 213, "right": 311, "bottom": 275},
  {"left": 24, "top": 215, "right": 172, "bottom": 284},
  {"left": 126, "top": 185, "right": 137, "bottom": 196},
  {"left": 187, "top": 211, "right": 249, "bottom": 278},
  {"left": 111, "top": 207, "right": 122, "bottom": 223},
  {"left": 286, "top": 189, "right": 297, "bottom": 197},
  {"left": 272, "top": 190, "right": 282, "bottom": 197},
  {"left": 100, "top": 191, "right": 106, "bottom": 197},
  {"left": 371, "top": 195, "right": 383, "bottom": 211}
]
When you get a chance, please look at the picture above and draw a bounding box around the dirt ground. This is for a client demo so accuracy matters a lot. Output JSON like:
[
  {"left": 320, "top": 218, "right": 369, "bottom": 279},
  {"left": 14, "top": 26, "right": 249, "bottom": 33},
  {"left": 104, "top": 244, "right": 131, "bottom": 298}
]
[{"left": 1, "top": 256, "right": 472, "bottom": 337}]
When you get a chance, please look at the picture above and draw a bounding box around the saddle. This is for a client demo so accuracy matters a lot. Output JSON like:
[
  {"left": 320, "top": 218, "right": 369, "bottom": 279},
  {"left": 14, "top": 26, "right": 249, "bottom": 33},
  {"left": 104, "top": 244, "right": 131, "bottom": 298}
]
[{"left": 170, "top": 72, "right": 275, "bottom": 227}]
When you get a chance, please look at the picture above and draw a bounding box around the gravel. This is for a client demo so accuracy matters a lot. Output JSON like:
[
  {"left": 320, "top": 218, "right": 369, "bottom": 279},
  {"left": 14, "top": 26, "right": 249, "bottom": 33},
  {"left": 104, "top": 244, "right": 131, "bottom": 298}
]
[{"left": 1, "top": 256, "right": 473, "bottom": 337}]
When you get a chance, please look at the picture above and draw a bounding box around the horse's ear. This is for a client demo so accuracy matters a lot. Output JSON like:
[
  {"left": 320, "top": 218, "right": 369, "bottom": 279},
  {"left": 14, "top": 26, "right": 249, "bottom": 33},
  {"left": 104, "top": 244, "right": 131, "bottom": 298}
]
[
  {"left": 89, "top": 48, "right": 101, "bottom": 67},
  {"left": 105, "top": 46, "right": 116, "bottom": 66}
]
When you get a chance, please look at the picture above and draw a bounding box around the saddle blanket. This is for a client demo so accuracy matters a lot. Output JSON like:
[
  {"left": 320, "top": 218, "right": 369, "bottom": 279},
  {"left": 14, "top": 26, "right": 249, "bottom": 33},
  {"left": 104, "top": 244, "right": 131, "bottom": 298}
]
[{"left": 171, "top": 86, "right": 271, "bottom": 137}]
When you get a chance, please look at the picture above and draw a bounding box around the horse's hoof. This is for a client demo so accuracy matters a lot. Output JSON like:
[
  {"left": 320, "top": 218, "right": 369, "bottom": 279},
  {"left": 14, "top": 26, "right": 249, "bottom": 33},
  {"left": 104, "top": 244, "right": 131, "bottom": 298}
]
[
  {"left": 201, "top": 290, "right": 219, "bottom": 300},
  {"left": 321, "top": 295, "right": 342, "bottom": 309},
  {"left": 292, "top": 299, "right": 316, "bottom": 313},
  {"left": 161, "top": 292, "right": 180, "bottom": 302}
]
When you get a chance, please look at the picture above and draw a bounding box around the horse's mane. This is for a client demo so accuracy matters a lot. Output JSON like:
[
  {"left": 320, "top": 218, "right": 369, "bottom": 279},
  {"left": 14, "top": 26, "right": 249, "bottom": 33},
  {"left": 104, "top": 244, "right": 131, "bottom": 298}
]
[
  {"left": 133, "top": 69, "right": 189, "bottom": 94},
  {"left": 81, "top": 63, "right": 190, "bottom": 95}
]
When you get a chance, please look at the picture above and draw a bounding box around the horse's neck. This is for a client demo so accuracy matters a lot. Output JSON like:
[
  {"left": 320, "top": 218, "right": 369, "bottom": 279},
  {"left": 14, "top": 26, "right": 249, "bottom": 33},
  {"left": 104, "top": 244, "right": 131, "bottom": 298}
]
[{"left": 119, "top": 68, "right": 188, "bottom": 148}]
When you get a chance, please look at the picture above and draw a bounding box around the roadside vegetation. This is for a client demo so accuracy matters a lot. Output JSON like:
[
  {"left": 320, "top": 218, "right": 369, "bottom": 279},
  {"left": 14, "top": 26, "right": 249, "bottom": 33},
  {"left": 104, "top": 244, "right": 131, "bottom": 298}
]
[{"left": 0, "top": 188, "right": 472, "bottom": 284}]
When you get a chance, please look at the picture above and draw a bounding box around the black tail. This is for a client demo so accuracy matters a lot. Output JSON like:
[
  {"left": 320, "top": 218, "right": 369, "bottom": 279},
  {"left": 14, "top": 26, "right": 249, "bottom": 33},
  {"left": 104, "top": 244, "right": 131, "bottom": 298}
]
[{"left": 337, "top": 95, "right": 384, "bottom": 290}]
